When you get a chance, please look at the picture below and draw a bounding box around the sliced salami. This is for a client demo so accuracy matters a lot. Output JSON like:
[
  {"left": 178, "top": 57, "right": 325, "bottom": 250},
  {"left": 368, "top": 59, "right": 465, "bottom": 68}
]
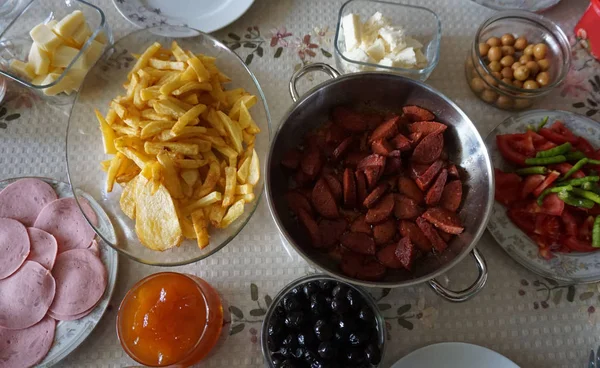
[
  {"left": 26, "top": 227, "right": 58, "bottom": 271},
  {"left": 0, "top": 218, "right": 30, "bottom": 280},
  {"left": 49, "top": 249, "right": 107, "bottom": 316},
  {"left": 0, "top": 315, "right": 55, "bottom": 368},
  {"left": 34, "top": 197, "right": 98, "bottom": 253},
  {"left": 0, "top": 178, "right": 57, "bottom": 227},
  {"left": 0, "top": 261, "right": 55, "bottom": 329}
]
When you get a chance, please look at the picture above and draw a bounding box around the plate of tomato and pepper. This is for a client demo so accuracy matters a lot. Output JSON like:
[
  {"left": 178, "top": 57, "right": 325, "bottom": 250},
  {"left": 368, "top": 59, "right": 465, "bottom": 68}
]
[{"left": 486, "top": 109, "right": 600, "bottom": 283}]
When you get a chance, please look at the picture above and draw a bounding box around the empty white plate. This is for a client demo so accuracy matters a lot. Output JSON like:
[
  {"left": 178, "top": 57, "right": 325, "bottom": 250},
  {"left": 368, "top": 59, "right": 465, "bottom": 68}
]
[
  {"left": 113, "top": 0, "right": 254, "bottom": 34},
  {"left": 391, "top": 343, "right": 520, "bottom": 368}
]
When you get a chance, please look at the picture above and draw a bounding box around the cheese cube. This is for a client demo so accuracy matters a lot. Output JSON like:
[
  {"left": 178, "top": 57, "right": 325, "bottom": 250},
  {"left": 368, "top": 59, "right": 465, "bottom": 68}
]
[
  {"left": 46, "top": 20, "right": 57, "bottom": 28},
  {"left": 364, "top": 38, "right": 386, "bottom": 61},
  {"left": 28, "top": 43, "right": 50, "bottom": 75},
  {"left": 342, "top": 13, "right": 362, "bottom": 51},
  {"left": 84, "top": 39, "right": 104, "bottom": 65},
  {"left": 72, "top": 22, "right": 92, "bottom": 47},
  {"left": 29, "top": 23, "right": 62, "bottom": 52},
  {"left": 41, "top": 73, "right": 76, "bottom": 96},
  {"left": 415, "top": 49, "right": 428, "bottom": 66},
  {"left": 404, "top": 37, "right": 423, "bottom": 50},
  {"left": 52, "top": 45, "right": 80, "bottom": 68},
  {"left": 9, "top": 59, "right": 35, "bottom": 79},
  {"left": 391, "top": 47, "right": 417, "bottom": 68},
  {"left": 94, "top": 30, "right": 108, "bottom": 44},
  {"left": 31, "top": 75, "right": 46, "bottom": 85},
  {"left": 66, "top": 68, "right": 87, "bottom": 91},
  {"left": 378, "top": 26, "right": 406, "bottom": 53},
  {"left": 50, "top": 67, "right": 64, "bottom": 74},
  {"left": 343, "top": 48, "right": 376, "bottom": 72},
  {"left": 54, "top": 10, "right": 85, "bottom": 39},
  {"left": 361, "top": 12, "right": 389, "bottom": 46},
  {"left": 378, "top": 58, "right": 394, "bottom": 67}
]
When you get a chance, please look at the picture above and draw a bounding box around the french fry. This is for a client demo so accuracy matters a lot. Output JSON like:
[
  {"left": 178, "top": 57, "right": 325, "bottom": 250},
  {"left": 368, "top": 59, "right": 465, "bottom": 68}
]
[
  {"left": 224, "top": 88, "right": 245, "bottom": 106},
  {"left": 187, "top": 56, "right": 210, "bottom": 82},
  {"left": 106, "top": 108, "right": 118, "bottom": 125},
  {"left": 217, "top": 111, "right": 243, "bottom": 153},
  {"left": 194, "top": 162, "right": 220, "bottom": 198},
  {"left": 145, "top": 141, "right": 199, "bottom": 156},
  {"left": 100, "top": 159, "right": 111, "bottom": 172},
  {"left": 179, "top": 214, "right": 197, "bottom": 239},
  {"left": 126, "top": 73, "right": 139, "bottom": 100},
  {"left": 129, "top": 42, "right": 161, "bottom": 79},
  {"left": 175, "top": 158, "right": 208, "bottom": 169},
  {"left": 247, "top": 148, "right": 260, "bottom": 185},
  {"left": 171, "top": 41, "right": 189, "bottom": 62},
  {"left": 178, "top": 139, "right": 211, "bottom": 152},
  {"left": 181, "top": 168, "right": 199, "bottom": 187},
  {"left": 180, "top": 66, "right": 197, "bottom": 82},
  {"left": 112, "top": 124, "right": 140, "bottom": 137},
  {"left": 172, "top": 81, "right": 212, "bottom": 95},
  {"left": 159, "top": 79, "right": 187, "bottom": 96},
  {"left": 205, "top": 108, "right": 227, "bottom": 136},
  {"left": 95, "top": 109, "right": 116, "bottom": 154},
  {"left": 191, "top": 210, "right": 209, "bottom": 248},
  {"left": 159, "top": 95, "right": 194, "bottom": 111},
  {"left": 182, "top": 93, "right": 199, "bottom": 105},
  {"left": 156, "top": 126, "right": 206, "bottom": 141},
  {"left": 235, "top": 184, "right": 253, "bottom": 195},
  {"left": 242, "top": 130, "right": 255, "bottom": 145},
  {"left": 238, "top": 101, "right": 256, "bottom": 130},
  {"left": 234, "top": 193, "right": 255, "bottom": 203},
  {"left": 152, "top": 99, "right": 186, "bottom": 118},
  {"left": 222, "top": 167, "right": 237, "bottom": 207},
  {"left": 208, "top": 203, "right": 227, "bottom": 228},
  {"left": 111, "top": 101, "right": 127, "bottom": 119},
  {"left": 150, "top": 161, "right": 162, "bottom": 194},
  {"left": 220, "top": 199, "right": 245, "bottom": 228},
  {"left": 183, "top": 191, "right": 222, "bottom": 214},
  {"left": 149, "top": 58, "right": 185, "bottom": 71},
  {"left": 229, "top": 95, "right": 257, "bottom": 120},
  {"left": 172, "top": 104, "right": 207, "bottom": 135},
  {"left": 140, "top": 121, "right": 175, "bottom": 139},
  {"left": 156, "top": 150, "right": 184, "bottom": 198},
  {"left": 209, "top": 78, "right": 227, "bottom": 106},
  {"left": 141, "top": 108, "right": 170, "bottom": 121},
  {"left": 237, "top": 156, "right": 250, "bottom": 183}
]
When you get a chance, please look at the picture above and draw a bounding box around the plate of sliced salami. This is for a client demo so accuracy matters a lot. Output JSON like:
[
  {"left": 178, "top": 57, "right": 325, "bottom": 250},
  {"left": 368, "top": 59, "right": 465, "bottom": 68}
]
[{"left": 0, "top": 177, "right": 118, "bottom": 368}]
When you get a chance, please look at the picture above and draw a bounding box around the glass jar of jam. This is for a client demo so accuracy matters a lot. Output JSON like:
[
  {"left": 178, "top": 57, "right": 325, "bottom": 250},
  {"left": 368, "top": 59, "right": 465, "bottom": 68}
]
[{"left": 117, "top": 272, "right": 223, "bottom": 367}]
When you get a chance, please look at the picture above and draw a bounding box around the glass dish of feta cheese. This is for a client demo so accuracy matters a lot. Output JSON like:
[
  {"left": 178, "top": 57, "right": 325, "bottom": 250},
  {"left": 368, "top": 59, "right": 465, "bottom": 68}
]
[{"left": 334, "top": 0, "right": 441, "bottom": 81}]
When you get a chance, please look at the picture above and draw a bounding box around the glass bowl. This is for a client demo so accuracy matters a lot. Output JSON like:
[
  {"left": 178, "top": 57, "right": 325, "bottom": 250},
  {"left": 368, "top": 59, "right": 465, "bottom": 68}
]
[
  {"left": 0, "top": 0, "right": 112, "bottom": 103},
  {"left": 66, "top": 26, "right": 272, "bottom": 266},
  {"left": 334, "top": 0, "right": 441, "bottom": 81},
  {"left": 464, "top": 10, "right": 570, "bottom": 111},
  {"left": 260, "top": 274, "right": 386, "bottom": 368}
]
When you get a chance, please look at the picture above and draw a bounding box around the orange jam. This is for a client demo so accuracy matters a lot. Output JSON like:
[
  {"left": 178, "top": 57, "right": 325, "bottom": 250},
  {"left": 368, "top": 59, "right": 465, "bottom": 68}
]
[{"left": 117, "top": 273, "right": 223, "bottom": 367}]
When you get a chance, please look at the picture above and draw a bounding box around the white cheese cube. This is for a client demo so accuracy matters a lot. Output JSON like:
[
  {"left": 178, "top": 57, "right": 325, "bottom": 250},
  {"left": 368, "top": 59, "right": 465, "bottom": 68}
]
[
  {"left": 378, "top": 58, "right": 394, "bottom": 67},
  {"left": 72, "top": 22, "right": 92, "bottom": 47},
  {"left": 365, "top": 38, "right": 386, "bottom": 61},
  {"left": 28, "top": 43, "right": 50, "bottom": 75},
  {"left": 378, "top": 26, "right": 406, "bottom": 53},
  {"left": 343, "top": 47, "right": 376, "bottom": 72},
  {"left": 31, "top": 75, "right": 46, "bottom": 85},
  {"left": 342, "top": 13, "right": 362, "bottom": 51},
  {"left": 41, "top": 73, "right": 76, "bottom": 96},
  {"left": 390, "top": 47, "right": 417, "bottom": 68},
  {"left": 9, "top": 59, "right": 35, "bottom": 79},
  {"left": 46, "top": 20, "right": 57, "bottom": 28},
  {"left": 361, "top": 12, "right": 389, "bottom": 47},
  {"left": 404, "top": 37, "right": 423, "bottom": 50},
  {"left": 29, "top": 23, "right": 62, "bottom": 52},
  {"left": 415, "top": 49, "right": 428, "bottom": 66},
  {"left": 54, "top": 10, "right": 85, "bottom": 39},
  {"left": 84, "top": 39, "right": 104, "bottom": 65},
  {"left": 51, "top": 45, "right": 80, "bottom": 68}
]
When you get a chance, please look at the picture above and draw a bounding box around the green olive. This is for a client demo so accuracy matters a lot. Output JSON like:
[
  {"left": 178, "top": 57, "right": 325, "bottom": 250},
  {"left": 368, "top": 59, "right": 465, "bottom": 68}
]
[
  {"left": 533, "top": 43, "right": 549, "bottom": 60},
  {"left": 470, "top": 77, "right": 486, "bottom": 93},
  {"left": 501, "top": 33, "right": 516, "bottom": 46},
  {"left": 519, "top": 54, "right": 533, "bottom": 64},
  {"left": 511, "top": 61, "right": 521, "bottom": 70},
  {"left": 501, "top": 77, "right": 513, "bottom": 85},
  {"left": 479, "top": 43, "right": 490, "bottom": 56},
  {"left": 513, "top": 79, "right": 524, "bottom": 89},
  {"left": 523, "top": 79, "right": 540, "bottom": 89},
  {"left": 500, "top": 55, "right": 515, "bottom": 67},
  {"left": 524, "top": 44, "right": 535, "bottom": 56},
  {"left": 501, "top": 66, "right": 513, "bottom": 79},
  {"left": 501, "top": 45, "right": 515, "bottom": 56},
  {"left": 488, "top": 60, "right": 502, "bottom": 72},
  {"left": 481, "top": 89, "right": 498, "bottom": 103},
  {"left": 514, "top": 36, "right": 528, "bottom": 50},
  {"left": 537, "top": 58, "right": 550, "bottom": 71},
  {"left": 514, "top": 98, "right": 533, "bottom": 109},
  {"left": 488, "top": 46, "right": 502, "bottom": 61},
  {"left": 514, "top": 65, "right": 530, "bottom": 81},
  {"left": 484, "top": 74, "right": 499, "bottom": 87},
  {"left": 486, "top": 37, "right": 502, "bottom": 47},
  {"left": 525, "top": 61, "right": 540, "bottom": 77},
  {"left": 496, "top": 95, "right": 514, "bottom": 109},
  {"left": 536, "top": 71, "right": 550, "bottom": 86}
]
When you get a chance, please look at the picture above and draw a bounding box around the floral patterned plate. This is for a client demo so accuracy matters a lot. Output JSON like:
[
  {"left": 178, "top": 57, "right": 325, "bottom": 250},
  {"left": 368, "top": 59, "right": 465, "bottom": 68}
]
[
  {"left": 470, "top": 0, "right": 561, "bottom": 12},
  {"left": 486, "top": 110, "right": 600, "bottom": 283},
  {"left": 0, "top": 177, "right": 118, "bottom": 367},
  {"left": 112, "top": 0, "right": 254, "bottom": 34}
]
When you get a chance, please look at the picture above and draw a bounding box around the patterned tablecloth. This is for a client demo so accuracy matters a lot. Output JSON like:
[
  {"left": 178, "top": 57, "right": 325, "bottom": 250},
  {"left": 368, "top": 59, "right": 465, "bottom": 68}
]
[{"left": 0, "top": 0, "right": 599, "bottom": 367}]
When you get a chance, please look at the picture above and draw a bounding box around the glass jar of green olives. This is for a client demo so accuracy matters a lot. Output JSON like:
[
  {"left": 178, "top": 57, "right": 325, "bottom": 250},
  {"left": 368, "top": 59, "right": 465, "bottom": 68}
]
[{"left": 465, "top": 11, "right": 571, "bottom": 111}]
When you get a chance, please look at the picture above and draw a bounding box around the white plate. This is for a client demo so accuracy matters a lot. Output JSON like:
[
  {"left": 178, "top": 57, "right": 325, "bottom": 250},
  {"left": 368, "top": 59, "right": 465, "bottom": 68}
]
[
  {"left": 391, "top": 342, "right": 519, "bottom": 368},
  {"left": 486, "top": 110, "right": 600, "bottom": 283},
  {"left": 113, "top": 0, "right": 254, "bottom": 34},
  {"left": 470, "top": 0, "right": 561, "bottom": 12},
  {"left": 0, "top": 177, "right": 118, "bottom": 368}
]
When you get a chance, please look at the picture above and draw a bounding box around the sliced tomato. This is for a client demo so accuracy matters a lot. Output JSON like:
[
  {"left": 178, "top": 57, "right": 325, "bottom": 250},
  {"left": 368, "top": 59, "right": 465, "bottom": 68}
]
[
  {"left": 494, "top": 168, "right": 522, "bottom": 206},
  {"left": 521, "top": 174, "right": 545, "bottom": 199},
  {"left": 496, "top": 135, "right": 531, "bottom": 166},
  {"left": 526, "top": 130, "right": 546, "bottom": 144},
  {"left": 538, "top": 128, "right": 578, "bottom": 144},
  {"left": 550, "top": 121, "right": 578, "bottom": 140},
  {"left": 507, "top": 206, "right": 536, "bottom": 234},
  {"left": 590, "top": 205, "right": 600, "bottom": 215},
  {"left": 530, "top": 234, "right": 554, "bottom": 259},
  {"left": 561, "top": 209, "right": 578, "bottom": 237},
  {"left": 579, "top": 216, "right": 595, "bottom": 242},
  {"left": 532, "top": 171, "right": 560, "bottom": 197},
  {"left": 539, "top": 193, "right": 565, "bottom": 216},
  {"left": 548, "top": 163, "right": 585, "bottom": 179},
  {"left": 535, "top": 141, "right": 557, "bottom": 151},
  {"left": 576, "top": 137, "right": 595, "bottom": 155},
  {"left": 562, "top": 235, "right": 597, "bottom": 252},
  {"left": 510, "top": 134, "right": 535, "bottom": 156}
]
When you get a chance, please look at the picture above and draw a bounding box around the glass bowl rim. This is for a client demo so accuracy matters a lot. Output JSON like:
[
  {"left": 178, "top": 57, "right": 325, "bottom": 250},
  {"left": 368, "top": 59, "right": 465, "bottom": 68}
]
[
  {"left": 0, "top": 0, "right": 111, "bottom": 90},
  {"left": 65, "top": 25, "right": 272, "bottom": 267},
  {"left": 333, "top": 0, "right": 441, "bottom": 76},
  {"left": 260, "top": 274, "right": 386, "bottom": 368},
  {"left": 116, "top": 272, "right": 211, "bottom": 367},
  {"left": 472, "top": 9, "right": 571, "bottom": 96}
]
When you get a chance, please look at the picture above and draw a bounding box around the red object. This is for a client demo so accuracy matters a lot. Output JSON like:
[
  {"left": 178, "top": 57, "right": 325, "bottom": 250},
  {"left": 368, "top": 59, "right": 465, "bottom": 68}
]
[
  {"left": 494, "top": 169, "right": 522, "bottom": 206},
  {"left": 521, "top": 174, "right": 545, "bottom": 199},
  {"left": 532, "top": 171, "right": 560, "bottom": 197},
  {"left": 575, "top": 0, "right": 600, "bottom": 60},
  {"left": 496, "top": 134, "right": 530, "bottom": 165},
  {"left": 539, "top": 193, "right": 565, "bottom": 216}
]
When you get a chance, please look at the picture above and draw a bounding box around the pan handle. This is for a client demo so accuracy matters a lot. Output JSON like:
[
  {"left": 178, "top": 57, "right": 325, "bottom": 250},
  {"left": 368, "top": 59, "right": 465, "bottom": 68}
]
[
  {"left": 428, "top": 248, "right": 488, "bottom": 303},
  {"left": 289, "top": 63, "right": 341, "bottom": 102}
]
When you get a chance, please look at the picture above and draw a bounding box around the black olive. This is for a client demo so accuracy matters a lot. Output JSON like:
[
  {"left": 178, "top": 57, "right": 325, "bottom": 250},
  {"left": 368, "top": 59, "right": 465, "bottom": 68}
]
[
  {"left": 279, "top": 346, "right": 291, "bottom": 358},
  {"left": 310, "top": 359, "right": 325, "bottom": 368},
  {"left": 310, "top": 294, "right": 328, "bottom": 316},
  {"left": 283, "top": 295, "right": 302, "bottom": 312},
  {"left": 273, "top": 305, "right": 286, "bottom": 319},
  {"left": 318, "top": 280, "right": 334, "bottom": 292},
  {"left": 358, "top": 306, "right": 374, "bottom": 324},
  {"left": 348, "top": 330, "right": 370, "bottom": 346},
  {"left": 317, "top": 341, "right": 336, "bottom": 359},
  {"left": 268, "top": 336, "right": 279, "bottom": 352},
  {"left": 291, "top": 346, "right": 306, "bottom": 359},
  {"left": 297, "top": 328, "right": 316, "bottom": 347},
  {"left": 285, "top": 311, "right": 305, "bottom": 329},
  {"left": 345, "top": 348, "right": 366, "bottom": 364},
  {"left": 304, "top": 349, "right": 319, "bottom": 363},
  {"left": 280, "top": 359, "right": 300, "bottom": 368},
  {"left": 331, "top": 284, "right": 348, "bottom": 298},
  {"left": 346, "top": 289, "right": 362, "bottom": 310},
  {"left": 337, "top": 318, "right": 357, "bottom": 336},
  {"left": 271, "top": 352, "right": 285, "bottom": 366},
  {"left": 303, "top": 282, "right": 320, "bottom": 298},
  {"left": 314, "top": 319, "right": 333, "bottom": 341},
  {"left": 269, "top": 318, "right": 285, "bottom": 337},
  {"left": 334, "top": 330, "right": 344, "bottom": 342},
  {"left": 365, "top": 343, "right": 382, "bottom": 365},
  {"left": 289, "top": 287, "right": 304, "bottom": 298},
  {"left": 330, "top": 296, "right": 349, "bottom": 314},
  {"left": 281, "top": 333, "right": 295, "bottom": 346}
]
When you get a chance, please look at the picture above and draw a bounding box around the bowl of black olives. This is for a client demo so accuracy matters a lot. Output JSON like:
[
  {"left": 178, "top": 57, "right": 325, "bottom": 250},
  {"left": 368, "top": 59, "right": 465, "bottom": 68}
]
[{"left": 261, "top": 275, "right": 385, "bottom": 368}]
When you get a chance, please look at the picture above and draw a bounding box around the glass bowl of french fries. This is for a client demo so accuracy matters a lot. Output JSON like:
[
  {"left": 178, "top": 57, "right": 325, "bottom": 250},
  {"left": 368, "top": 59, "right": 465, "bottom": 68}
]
[
  {"left": 66, "top": 26, "right": 271, "bottom": 266},
  {"left": 0, "top": 0, "right": 112, "bottom": 101}
]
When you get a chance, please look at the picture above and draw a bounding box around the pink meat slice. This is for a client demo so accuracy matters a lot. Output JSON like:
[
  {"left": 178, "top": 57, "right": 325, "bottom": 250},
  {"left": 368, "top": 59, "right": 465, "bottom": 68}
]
[
  {"left": 0, "top": 178, "right": 57, "bottom": 227},
  {"left": 0, "top": 315, "right": 56, "bottom": 368},
  {"left": 0, "top": 261, "right": 55, "bottom": 329},
  {"left": 49, "top": 249, "right": 107, "bottom": 316},
  {"left": 26, "top": 228, "right": 58, "bottom": 271},
  {"left": 87, "top": 239, "right": 100, "bottom": 258},
  {"left": 0, "top": 218, "right": 30, "bottom": 279},
  {"left": 33, "top": 197, "right": 98, "bottom": 253},
  {"left": 47, "top": 300, "right": 99, "bottom": 321}
]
